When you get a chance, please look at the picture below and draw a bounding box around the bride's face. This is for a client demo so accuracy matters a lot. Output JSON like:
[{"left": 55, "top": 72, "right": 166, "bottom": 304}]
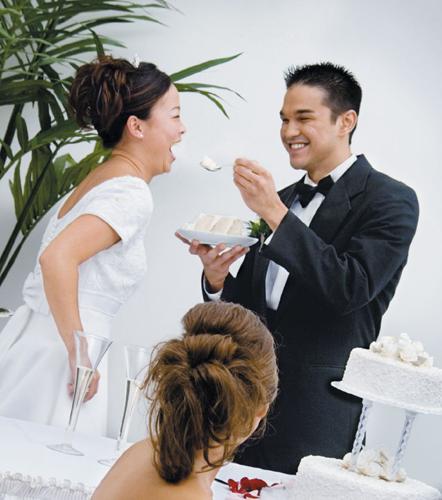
[{"left": 141, "top": 84, "right": 186, "bottom": 175}]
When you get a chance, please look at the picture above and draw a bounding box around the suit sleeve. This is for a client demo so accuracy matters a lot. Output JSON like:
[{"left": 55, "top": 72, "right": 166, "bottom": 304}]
[
  {"left": 261, "top": 185, "right": 419, "bottom": 316},
  {"left": 201, "top": 184, "right": 294, "bottom": 307}
]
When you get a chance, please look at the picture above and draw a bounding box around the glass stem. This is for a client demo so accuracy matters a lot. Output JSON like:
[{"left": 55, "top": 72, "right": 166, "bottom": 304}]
[
  {"left": 63, "top": 427, "right": 73, "bottom": 447},
  {"left": 116, "top": 379, "right": 141, "bottom": 451}
]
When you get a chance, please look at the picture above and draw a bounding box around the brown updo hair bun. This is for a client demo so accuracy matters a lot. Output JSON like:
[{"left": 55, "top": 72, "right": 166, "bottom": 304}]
[
  {"left": 69, "top": 55, "right": 171, "bottom": 148},
  {"left": 144, "top": 302, "right": 278, "bottom": 484}
]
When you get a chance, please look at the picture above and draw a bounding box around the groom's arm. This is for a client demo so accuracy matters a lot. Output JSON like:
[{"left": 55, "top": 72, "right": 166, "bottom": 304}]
[
  {"left": 233, "top": 158, "right": 419, "bottom": 317},
  {"left": 261, "top": 184, "right": 418, "bottom": 316}
]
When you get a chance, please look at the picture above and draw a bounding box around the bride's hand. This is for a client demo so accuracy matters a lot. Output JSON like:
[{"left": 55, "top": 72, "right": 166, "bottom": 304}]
[{"left": 68, "top": 355, "right": 100, "bottom": 401}]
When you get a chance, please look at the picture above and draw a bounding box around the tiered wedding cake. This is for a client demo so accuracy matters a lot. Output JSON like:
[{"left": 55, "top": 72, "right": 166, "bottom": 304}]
[{"left": 291, "top": 334, "right": 442, "bottom": 500}]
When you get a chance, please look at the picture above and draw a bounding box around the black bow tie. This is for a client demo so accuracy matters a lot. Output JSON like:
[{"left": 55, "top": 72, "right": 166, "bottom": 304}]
[{"left": 294, "top": 175, "right": 334, "bottom": 208}]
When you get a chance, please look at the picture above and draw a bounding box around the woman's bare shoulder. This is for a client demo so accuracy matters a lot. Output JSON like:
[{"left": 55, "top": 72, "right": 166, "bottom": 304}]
[
  {"left": 92, "top": 440, "right": 206, "bottom": 500},
  {"left": 92, "top": 440, "right": 154, "bottom": 500}
]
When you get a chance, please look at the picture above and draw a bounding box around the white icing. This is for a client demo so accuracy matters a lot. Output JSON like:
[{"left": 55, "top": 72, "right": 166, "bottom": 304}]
[
  {"left": 370, "top": 334, "right": 433, "bottom": 368},
  {"left": 200, "top": 156, "right": 220, "bottom": 171},
  {"left": 342, "top": 449, "right": 406, "bottom": 482},
  {"left": 187, "top": 213, "right": 246, "bottom": 236},
  {"left": 333, "top": 348, "right": 442, "bottom": 413},
  {"left": 292, "top": 340, "right": 442, "bottom": 499},
  {"left": 290, "top": 456, "right": 441, "bottom": 500}
]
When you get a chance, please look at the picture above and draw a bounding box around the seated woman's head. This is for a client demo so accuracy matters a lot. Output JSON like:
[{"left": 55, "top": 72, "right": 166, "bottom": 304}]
[{"left": 144, "top": 301, "right": 278, "bottom": 484}]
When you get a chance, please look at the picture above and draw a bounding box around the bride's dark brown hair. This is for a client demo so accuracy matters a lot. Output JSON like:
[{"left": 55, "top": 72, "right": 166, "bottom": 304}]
[
  {"left": 143, "top": 302, "right": 278, "bottom": 484},
  {"left": 69, "top": 55, "right": 171, "bottom": 148}
]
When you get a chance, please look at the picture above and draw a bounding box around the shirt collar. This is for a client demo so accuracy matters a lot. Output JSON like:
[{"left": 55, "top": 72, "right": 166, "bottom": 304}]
[{"left": 304, "top": 154, "right": 357, "bottom": 186}]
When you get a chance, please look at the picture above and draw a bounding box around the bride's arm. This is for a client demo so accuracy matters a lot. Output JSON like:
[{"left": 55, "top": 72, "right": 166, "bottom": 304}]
[{"left": 39, "top": 214, "right": 120, "bottom": 399}]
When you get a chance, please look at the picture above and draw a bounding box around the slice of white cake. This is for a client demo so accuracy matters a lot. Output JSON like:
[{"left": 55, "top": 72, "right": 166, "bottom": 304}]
[
  {"left": 211, "top": 217, "right": 234, "bottom": 235},
  {"left": 193, "top": 214, "right": 217, "bottom": 232},
  {"left": 228, "top": 218, "right": 245, "bottom": 236},
  {"left": 192, "top": 214, "right": 245, "bottom": 236}
]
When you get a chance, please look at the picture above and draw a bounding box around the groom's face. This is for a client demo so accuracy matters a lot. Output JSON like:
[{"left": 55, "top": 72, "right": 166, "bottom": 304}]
[{"left": 280, "top": 84, "right": 342, "bottom": 173}]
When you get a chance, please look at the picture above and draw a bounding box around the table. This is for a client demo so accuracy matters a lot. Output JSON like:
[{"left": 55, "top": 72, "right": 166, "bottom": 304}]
[{"left": 0, "top": 416, "right": 295, "bottom": 499}]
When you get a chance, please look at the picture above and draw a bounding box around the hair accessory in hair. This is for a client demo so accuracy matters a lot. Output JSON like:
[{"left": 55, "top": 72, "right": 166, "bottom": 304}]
[{"left": 131, "top": 53, "right": 140, "bottom": 68}]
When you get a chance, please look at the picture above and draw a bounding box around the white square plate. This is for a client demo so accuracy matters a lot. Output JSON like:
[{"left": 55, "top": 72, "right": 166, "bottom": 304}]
[{"left": 176, "top": 228, "right": 258, "bottom": 248}]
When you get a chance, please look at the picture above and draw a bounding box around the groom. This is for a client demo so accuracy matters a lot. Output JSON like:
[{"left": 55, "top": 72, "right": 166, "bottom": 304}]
[{"left": 178, "top": 62, "right": 419, "bottom": 473}]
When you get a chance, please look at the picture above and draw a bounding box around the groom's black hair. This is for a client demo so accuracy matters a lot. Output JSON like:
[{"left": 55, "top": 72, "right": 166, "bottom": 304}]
[{"left": 284, "top": 62, "right": 362, "bottom": 143}]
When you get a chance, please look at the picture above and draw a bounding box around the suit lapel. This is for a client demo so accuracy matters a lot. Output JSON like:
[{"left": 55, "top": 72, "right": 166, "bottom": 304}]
[
  {"left": 308, "top": 155, "right": 370, "bottom": 242},
  {"left": 308, "top": 179, "right": 351, "bottom": 243},
  {"left": 280, "top": 178, "right": 303, "bottom": 208}
]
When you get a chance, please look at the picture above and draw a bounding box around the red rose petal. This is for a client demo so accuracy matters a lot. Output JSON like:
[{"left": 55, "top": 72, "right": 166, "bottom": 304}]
[
  {"left": 228, "top": 478, "right": 240, "bottom": 493},
  {"left": 248, "top": 478, "right": 269, "bottom": 490},
  {"left": 227, "top": 476, "right": 280, "bottom": 498}
]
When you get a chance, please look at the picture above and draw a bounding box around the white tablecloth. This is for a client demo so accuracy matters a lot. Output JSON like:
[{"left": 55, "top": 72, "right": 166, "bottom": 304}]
[{"left": 0, "top": 416, "right": 295, "bottom": 499}]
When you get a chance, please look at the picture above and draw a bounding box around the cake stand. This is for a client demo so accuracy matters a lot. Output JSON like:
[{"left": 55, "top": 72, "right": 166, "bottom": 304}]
[{"left": 331, "top": 380, "right": 442, "bottom": 480}]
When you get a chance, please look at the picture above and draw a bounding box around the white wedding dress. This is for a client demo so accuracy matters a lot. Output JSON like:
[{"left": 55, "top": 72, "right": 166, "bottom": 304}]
[{"left": 0, "top": 176, "right": 153, "bottom": 436}]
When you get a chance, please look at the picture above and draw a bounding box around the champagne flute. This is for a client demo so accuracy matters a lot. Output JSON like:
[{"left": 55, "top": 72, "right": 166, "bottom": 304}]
[
  {"left": 98, "top": 344, "right": 150, "bottom": 466},
  {"left": 47, "top": 330, "right": 112, "bottom": 456}
]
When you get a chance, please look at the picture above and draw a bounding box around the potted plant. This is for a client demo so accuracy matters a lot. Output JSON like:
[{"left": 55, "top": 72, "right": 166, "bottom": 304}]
[{"left": 0, "top": 0, "right": 241, "bottom": 314}]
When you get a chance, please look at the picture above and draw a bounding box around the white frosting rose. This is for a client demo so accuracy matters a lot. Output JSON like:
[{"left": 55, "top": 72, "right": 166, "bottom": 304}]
[
  {"left": 341, "top": 448, "right": 406, "bottom": 483},
  {"left": 399, "top": 344, "right": 419, "bottom": 364},
  {"left": 416, "top": 352, "right": 434, "bottom": 367},
  {"left": 342, "top": 452, "right": 352, "bottom": 469},
  {"left": 370, "top": 333, "right": 433, "bottom": 368}
]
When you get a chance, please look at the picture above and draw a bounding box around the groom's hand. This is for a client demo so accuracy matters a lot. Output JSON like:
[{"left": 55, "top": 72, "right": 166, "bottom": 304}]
[
  {"left": 175, "top": 233, "right": 249, "bottom": 292},
  {"left": 233, "top": 158, "right": 288, "bottom": 231}
]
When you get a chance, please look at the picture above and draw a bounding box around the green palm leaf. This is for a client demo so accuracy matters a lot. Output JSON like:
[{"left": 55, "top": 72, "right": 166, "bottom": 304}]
[
  {"left": 28, "top": 120, "right": 78, "bottom": 151},
  {"left": 175, "top": 84, "right": 229, "bottom": 118},
  {"left": 170, "top": 53, "right": 242, "bottom": 81},
  {"left": 15, "top": 115, "right": 29, "bottom": 150},
  {"left": 176, "top": 82, "right": 244, "bottom": 100},
  {"left": 0, "top": 80, "right": 52, "bottom": 106},
  {"left": 0, "top": 0, "right": 242, "bottom": 288}
]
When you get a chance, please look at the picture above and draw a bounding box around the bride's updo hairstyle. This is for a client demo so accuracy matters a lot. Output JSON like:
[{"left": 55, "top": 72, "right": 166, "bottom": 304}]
[
  {"left": 144, "top": 302, "right": 278, "bottom": 484},
  {"left": 69, "top": 55, "right": 171, "bottom": 148}
]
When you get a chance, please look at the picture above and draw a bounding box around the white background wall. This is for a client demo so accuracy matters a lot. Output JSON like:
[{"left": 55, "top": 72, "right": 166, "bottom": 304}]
[{"left": 1, "top": 0, "right": 441, "bottom": 488}]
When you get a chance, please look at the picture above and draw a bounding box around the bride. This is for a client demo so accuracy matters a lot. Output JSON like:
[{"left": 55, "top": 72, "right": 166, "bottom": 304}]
[
  {"left": 0, "top": 55, "right": 185, "bottom": 436},
  {"left": 93, "top": 301, "right": 278, "bottom": 500}
]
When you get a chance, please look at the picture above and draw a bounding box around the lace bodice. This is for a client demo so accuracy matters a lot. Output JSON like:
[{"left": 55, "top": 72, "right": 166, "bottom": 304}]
[{"left": 22, "top": 176, "right": 153, "bottom": 317}]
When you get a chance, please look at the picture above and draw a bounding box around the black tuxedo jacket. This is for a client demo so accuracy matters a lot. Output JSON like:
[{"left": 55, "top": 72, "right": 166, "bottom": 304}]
[{"left": 202, "top": 155, "right": 419, "bottom": 473}]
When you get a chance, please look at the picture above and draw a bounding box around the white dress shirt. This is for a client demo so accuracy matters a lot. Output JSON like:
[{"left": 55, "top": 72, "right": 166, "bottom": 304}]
[{"left": 205, "top": 154, "right": 357, "bottom": 307}]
